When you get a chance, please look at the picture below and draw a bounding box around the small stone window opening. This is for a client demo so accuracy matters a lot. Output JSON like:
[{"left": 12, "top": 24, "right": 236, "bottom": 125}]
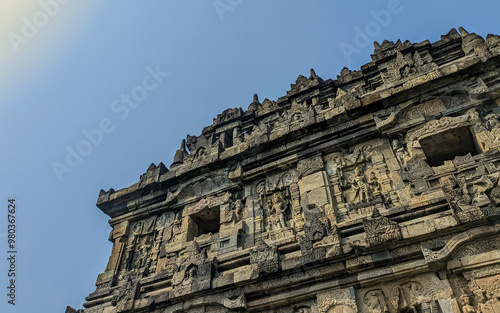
[
  {"left": 191, "top": 206, "right": 220, "bottom": 237},
  {"left": 420, "top": 126, "right": 479, "bottom": 167},
  {"left": 220, "top": 239, "right": 230, "bottom": 248},
  {"left": 218, "top": 130, "right": 234, "bottom": 149}
]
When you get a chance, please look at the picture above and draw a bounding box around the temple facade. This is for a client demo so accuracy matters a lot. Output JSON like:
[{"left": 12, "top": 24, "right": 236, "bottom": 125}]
[{"left": 71, "top": 28, "right": 500, "bottom": 313}]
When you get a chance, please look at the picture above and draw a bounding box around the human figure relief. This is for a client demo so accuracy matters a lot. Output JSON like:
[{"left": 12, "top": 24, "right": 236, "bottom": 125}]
[
  {"left": 369, "top": 172, "right": 381, "bottom": 195},
  {"left": 172, "top": 211, "right": 182, "bottom": 238},
  {"left": 326, "top": 154, "right": 343, "bottom": 178},
  {"left": 350, "top": 167, "right": 373, "bottom": 203},
  {"left": 363, "top": 289, "right": 389, "bottom": 313},
  {"left": 486, "top": 114, "right": 500, "bottom": 147},
  {"left": 234, "top": 199, "right": 244, "bottom": 223},
  {"left": 267, "top": 193, "right": 288, "bottom": 231},
  {"left": 392, "top": 139, "right": 410, "bottom": 170},
  {"left": 460, "top": 294, "right": 476, "bottom": 313},
  {"left": 221, "top": 198, "right": 244, "bottom": 225},
  {"left": 125, "top": 222, "right": 142, "bottom": 271},
  {"left": 477, "top": 291, "right": 500, "bottom": 313}
]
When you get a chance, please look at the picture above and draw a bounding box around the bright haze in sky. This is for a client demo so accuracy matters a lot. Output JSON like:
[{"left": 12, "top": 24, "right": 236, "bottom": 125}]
[{"left": 0, "top": 1, "right": 498, "bottom": 312}]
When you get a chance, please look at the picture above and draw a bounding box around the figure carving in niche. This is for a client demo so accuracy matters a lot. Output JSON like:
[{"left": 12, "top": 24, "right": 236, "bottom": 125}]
[
  {"left": 460, "top": 294, "right": 476, "bottom": 313},
  {"left": 172, "top": 211, "right": 183, "bottom": 240},
  {"left": 221, "top": 198, "right": 244, "bottom": 224},
  {"left": 475, "top": 113, "right": 500, "bottom": 152},
  {"left": 400, "top": 281, "right": 425, "bottom": 312},
  {"left": 256, "top": 180, "right": 266, "bottom": 195},
  {"left": 363, "top": 289, "right": 389, "bottom": 313},
  {"left": 471, "top": 175, "right": 495, "bottom": 205},
  {"left": 487, "top": 114, "right": 500, "bottom": 148},
  {"left": 151, "top": 214, "right": 169, "bottom": 273},
  {"left": 267, "top": 192, "right": 289, "bottom": 231},
  {"left": 369, "top": 172, "right": 381, "bottom": 196},
  {"left": 234, "top": 199, "right": 244, "bottom": 222},
  {"left": 392, "top": 139, "right": 410, "bottom": 170},
  {"left": 350, "top": 167, "right": 373, "bottom": 203},
  {"left": 477, "top": 291, "right": 500, "bottom": 313},
  {"left": 326, "top": 154, "right": 344, "bottom": 178},
  {"left": 182, "top": 264, "right": 198, "bottom": 286},
  {"left": 125, "top": 221, "right": 142, "bottom": 271},
  {"left": 154, "top": 213, "right": 167, "bottom": 244},
  {"left": 138, "top": 236, "right": 153, "bottom": 275},
  {"left": 486, "top": 114, "right": 500, "bottom": 130}
]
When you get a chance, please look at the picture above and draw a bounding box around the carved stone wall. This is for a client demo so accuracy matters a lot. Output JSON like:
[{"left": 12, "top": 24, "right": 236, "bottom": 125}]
[{"left": 71, "top": 28, "right": 500, "bottom": 313}]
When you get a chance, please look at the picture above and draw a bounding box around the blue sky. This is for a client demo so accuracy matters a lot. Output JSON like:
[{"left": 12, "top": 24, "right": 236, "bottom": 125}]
[{"left": 0, "top": 1, "right": 498, "bottom": 312}]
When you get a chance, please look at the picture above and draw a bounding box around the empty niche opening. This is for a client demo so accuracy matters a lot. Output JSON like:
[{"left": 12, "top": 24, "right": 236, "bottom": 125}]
[
  {"left": 220, "top": 239, "right": 230, "bottom": 248},
  {"left": 191, "top": 206, "right": 220, "bottom": 237},
  {"left": 420, "top": 126, "right": 479, "bottom": 167}
]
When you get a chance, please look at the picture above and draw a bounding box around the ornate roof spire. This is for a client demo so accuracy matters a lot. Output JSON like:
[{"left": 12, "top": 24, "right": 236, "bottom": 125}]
[{"left": 247, "top": 93, "right": 261, "bottom": 112}]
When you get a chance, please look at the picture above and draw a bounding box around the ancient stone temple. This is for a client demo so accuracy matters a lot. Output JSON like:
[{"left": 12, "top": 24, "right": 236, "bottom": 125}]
[{"left": 71, "top": 28, "right": 500, "bottom": 313}]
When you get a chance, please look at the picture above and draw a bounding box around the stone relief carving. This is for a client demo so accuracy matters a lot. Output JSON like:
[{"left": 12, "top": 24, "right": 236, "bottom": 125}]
[
  {"left": 349, "top": 167, "right": 374, "bottom": 203},
  {"left": 317, "top": 288, "right": 358, "bottom": 313},
  {"left": 362, "top": 289, "right": 388, "bottom": 313},
  {"left": 267, "top": 192, "right": 289, "bottom": 231},
  {"left": 357, "top": 273, "right": 454, "bottom": 313},
  {"left": 362, "top": 209, "right": 402, "bottom": 247},
  {"left": 82, "top": 28, "right": 500, "bottom": 313},
  {"left": 249, "top": 239, "right": 279, "bottom": 275},
  {"left": 171, "top": 241, "right": 213, "bottom": 297}
]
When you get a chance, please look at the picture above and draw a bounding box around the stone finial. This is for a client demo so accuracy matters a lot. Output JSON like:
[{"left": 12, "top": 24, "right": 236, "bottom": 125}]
[
  {"left": 459, "top": 27, "right": 485, "bottom": 55},
  {"left": 310, "top": 68, "right": 317, "bottom": 78},
  {"left": 253, "top": 93, "right": 259, "bottom": 103},
  {"left": 247, "top": 93, "right": 261, "bottom": 112},
  {"left": 374, "top": 41, "right": 381, "bottom": 53},
  {"left": 171, "top": 139, "right": 187, "bottom": 167},
  {"left": 459, "top": 27, "right": 470, "bottom": 36},
  {"left": 441, "top": 28, "right": 460, "bottom": 40},
  {"left": 340, "top": 67, "right": 351, "bottom": 76},
  {"left": 147, "top": 163, "right": 156, "bottom": 172}
]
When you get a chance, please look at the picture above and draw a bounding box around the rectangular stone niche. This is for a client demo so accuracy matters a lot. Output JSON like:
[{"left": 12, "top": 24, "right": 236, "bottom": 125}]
[
  {"left": 420, "top": 126, "right": 479, "bottom": 167},
  {"left": 189, "top": 206, "right": 220, "bottom": 237}
]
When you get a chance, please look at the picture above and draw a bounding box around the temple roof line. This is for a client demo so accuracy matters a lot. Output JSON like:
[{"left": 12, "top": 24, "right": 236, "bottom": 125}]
[{"left": 97, "top": 27, "right": 500, "bottom": 209}]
